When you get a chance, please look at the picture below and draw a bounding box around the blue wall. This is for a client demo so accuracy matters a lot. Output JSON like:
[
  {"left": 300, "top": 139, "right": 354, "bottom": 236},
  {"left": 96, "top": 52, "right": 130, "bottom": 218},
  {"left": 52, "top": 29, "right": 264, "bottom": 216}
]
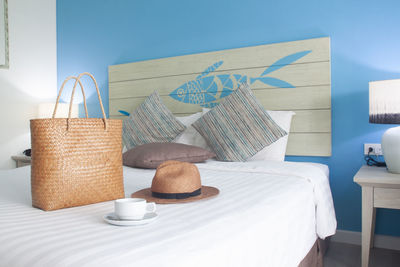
[{"left": 57, "top": 0, "right": 400, "bottom": 236}]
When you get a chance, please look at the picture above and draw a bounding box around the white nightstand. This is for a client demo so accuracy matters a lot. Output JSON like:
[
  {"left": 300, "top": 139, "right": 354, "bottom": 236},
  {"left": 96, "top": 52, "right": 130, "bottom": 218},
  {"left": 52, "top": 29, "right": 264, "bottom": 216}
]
[
  {"left": 11, "top": 155, "right": 31, "bottom": 168},
  {"left": 354, "top": 165, "right": 400, "bottom": 267}
]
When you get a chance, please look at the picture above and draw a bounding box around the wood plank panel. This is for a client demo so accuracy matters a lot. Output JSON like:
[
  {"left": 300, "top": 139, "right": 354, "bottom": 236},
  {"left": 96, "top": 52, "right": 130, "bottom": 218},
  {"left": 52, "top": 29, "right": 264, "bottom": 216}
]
[
  {"left": 109, "top": 62, "right": 330, "bottom": 99},
  {"left": 110, "top": 97, "right": 203, "bottom": 115},
  {"left": 255, "top": 86, "right": 330, "bottom": 110},
  {"left": 290, "top": 110, "right": 331, "bottom": 133},
  {"left": 108, "top": 37, "right": 331, "bottom": 156},
  {"left": 286, "top": 133, "right": 331, "bottom": 156},
  {"left": 109, "top": 37, "right": 330, "bottom": 82},
  {"left": 109, "top": 86, "right": 330, "bottom": 116}
]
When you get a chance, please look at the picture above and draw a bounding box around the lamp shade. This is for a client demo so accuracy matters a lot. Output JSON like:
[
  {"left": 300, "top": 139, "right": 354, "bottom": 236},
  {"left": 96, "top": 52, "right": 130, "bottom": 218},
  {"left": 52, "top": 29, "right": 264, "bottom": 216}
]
[
  {"left": 37, "top": 103, "right": 79, "bottom": 118},
  {"left": 369, "top": 79, "right": 400, "bottom": 124}
]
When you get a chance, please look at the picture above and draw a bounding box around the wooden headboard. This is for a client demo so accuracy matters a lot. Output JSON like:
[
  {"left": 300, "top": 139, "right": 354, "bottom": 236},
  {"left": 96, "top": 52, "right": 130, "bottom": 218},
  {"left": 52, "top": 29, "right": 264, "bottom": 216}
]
[{"left": 109, "top": 37, "right": 331, "bottom": 156}]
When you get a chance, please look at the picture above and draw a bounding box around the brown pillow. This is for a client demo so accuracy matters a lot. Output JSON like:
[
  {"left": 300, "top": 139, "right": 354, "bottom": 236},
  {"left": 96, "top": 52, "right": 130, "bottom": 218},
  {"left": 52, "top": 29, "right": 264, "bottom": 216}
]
[{"left": 123, "top": 143, "right": 216, "bottom": 169}]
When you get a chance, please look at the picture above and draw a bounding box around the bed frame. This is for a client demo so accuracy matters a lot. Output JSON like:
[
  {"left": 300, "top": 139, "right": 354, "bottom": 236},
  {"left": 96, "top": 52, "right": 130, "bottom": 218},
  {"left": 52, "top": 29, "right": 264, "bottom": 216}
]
[{"left": 108, "top": 37, "right": 331, "bottom": 156}]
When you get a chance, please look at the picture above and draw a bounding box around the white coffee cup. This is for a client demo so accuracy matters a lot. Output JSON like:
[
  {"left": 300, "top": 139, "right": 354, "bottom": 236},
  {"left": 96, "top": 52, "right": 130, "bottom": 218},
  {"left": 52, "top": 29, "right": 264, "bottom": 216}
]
[{"left": 114, "top": 198, "right": 156, "bottom": 220}]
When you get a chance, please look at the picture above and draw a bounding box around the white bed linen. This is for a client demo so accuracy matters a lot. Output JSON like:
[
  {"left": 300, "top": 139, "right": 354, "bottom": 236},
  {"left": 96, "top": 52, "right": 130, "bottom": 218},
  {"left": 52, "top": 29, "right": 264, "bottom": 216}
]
[{"left": 0, "top": 161, "right": 336, "bottom": 267}]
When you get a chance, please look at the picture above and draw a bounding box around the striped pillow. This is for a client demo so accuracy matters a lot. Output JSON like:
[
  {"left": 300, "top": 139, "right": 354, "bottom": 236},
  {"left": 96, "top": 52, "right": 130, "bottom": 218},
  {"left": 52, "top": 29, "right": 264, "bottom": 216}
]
[
  {"left": 122, "top": 92, "right": 186, "bottom": 150},
  {"left": 192, "top": 83, "right": 287, "bottom": 161}
]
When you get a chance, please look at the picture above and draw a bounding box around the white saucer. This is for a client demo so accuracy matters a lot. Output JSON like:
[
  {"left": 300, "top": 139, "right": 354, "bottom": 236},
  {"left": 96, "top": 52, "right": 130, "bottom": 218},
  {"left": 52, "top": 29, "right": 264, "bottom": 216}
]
[{"left": 103, "top": 212, "right": 158, "bottom": 226}]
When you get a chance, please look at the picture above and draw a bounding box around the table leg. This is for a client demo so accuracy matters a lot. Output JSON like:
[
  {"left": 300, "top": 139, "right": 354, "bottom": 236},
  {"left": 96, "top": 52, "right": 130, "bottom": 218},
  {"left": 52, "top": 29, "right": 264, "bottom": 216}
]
[
  {"left": 362, "top": 186, "right": 374, "bottom": 267},
  {"left": 370, "top": 208, "right": 376, "bottom": 249}
]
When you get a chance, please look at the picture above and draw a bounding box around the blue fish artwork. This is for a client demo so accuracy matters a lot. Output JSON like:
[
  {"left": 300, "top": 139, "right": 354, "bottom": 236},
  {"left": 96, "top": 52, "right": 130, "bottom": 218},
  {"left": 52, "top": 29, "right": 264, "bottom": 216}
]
[{"left": 169, "top": 50, "right": 311, "bottom": 108}]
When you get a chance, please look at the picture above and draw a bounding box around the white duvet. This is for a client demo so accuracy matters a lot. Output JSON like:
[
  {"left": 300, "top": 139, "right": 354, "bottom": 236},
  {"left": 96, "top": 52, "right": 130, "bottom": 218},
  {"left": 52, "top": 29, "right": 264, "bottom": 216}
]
[{"left": 0, "top": 161, "right": 336, "bottom": 267}]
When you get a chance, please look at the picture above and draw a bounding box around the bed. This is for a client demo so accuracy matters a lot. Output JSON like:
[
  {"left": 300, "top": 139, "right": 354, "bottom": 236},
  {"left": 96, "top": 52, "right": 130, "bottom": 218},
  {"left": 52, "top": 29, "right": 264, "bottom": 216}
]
[
  {"left": 0, "top": 160, "right": 336, "bottom": 267},
  {"left": 0, "top": 37, "right": 336, "bottom": 266}
]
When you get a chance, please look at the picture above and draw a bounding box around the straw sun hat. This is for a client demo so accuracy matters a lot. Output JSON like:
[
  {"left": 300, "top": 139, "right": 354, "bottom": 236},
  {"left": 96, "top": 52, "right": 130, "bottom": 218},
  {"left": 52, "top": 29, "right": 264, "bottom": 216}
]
[{"left": 131, "top": 160, "right": 219, "bottom": 204}]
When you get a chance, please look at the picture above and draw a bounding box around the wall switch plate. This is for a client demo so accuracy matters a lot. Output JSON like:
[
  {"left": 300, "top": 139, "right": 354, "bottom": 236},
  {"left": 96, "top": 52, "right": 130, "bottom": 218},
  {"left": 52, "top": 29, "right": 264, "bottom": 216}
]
[{"left": 364, "top": 143, "right": 383, "bottom": 155}]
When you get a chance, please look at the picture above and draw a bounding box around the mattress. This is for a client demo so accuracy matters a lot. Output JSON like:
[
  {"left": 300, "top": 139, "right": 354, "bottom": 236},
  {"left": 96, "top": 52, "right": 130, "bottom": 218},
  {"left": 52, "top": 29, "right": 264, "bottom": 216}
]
[{"left": 0, "top": 161, "right": 336, "bottom": 267}]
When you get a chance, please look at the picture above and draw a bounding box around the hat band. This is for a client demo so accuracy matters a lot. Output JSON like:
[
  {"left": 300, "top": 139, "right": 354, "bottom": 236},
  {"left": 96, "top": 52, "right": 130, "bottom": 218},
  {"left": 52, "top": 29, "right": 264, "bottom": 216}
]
[{"left": 151, "top": 188, "right": 201, "bottom": 199}]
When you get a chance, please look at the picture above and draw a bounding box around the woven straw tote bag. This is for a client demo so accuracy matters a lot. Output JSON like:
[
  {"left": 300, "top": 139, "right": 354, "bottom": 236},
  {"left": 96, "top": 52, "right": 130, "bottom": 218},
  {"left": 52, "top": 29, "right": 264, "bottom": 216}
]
[{"left": 30, "top": 72, "right": 125, "bottom": 211}]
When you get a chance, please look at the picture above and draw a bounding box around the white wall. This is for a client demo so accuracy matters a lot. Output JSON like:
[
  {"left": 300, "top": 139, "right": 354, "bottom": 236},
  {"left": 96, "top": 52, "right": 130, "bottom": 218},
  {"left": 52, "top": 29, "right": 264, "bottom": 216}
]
[{"left": 0, "top": 0, "right": 56, "bottom": 169}]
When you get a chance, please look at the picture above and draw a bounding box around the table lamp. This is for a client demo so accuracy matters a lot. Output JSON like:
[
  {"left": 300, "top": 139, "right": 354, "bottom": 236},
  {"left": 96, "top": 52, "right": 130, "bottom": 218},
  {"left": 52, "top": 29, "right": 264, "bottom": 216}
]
[
  {"left": 38, "top": 103, "right": 79, "bottom": 118},
  {"left": 369, "top": 79, "right": 400, "bottom": 173}
]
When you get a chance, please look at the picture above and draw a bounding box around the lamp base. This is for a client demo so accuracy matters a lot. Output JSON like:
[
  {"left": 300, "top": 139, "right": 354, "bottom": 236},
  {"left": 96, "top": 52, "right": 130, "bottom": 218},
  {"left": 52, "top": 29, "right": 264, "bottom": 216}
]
[{"left": 382, "top": 126, "right": 400, "bottom": 174}]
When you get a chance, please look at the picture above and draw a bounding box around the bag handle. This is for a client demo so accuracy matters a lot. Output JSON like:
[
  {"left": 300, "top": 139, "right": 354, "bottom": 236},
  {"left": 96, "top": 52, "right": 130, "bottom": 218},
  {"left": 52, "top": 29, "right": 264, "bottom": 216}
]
[
  {"left": 53, "top": 72, "right": 107, "bottom": 130},
  {"left": 72, "top": 72, "right": 107, "bottom": 130},
  {"left": 53, "top": 76, "right": 89, "bottom": 118}
]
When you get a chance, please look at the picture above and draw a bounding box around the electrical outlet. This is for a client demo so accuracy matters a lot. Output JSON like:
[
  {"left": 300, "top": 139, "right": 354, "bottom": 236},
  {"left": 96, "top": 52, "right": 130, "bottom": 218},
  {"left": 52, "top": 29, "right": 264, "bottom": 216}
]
[{"left": 364, "top": 143, "right": 383, "bottom": 155}]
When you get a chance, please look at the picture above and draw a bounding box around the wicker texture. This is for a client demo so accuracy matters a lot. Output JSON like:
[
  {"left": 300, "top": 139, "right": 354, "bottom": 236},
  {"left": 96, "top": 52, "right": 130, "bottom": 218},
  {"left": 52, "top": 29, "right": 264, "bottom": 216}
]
[{"left": 30, "top": 73, "right": 124, "bottom": 211}]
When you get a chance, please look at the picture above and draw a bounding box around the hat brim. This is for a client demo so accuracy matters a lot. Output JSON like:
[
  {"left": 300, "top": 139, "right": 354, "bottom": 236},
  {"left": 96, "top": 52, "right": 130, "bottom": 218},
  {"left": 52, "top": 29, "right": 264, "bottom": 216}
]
[{"left": 131, "top": 186, "right": 219, "bottom": 204}]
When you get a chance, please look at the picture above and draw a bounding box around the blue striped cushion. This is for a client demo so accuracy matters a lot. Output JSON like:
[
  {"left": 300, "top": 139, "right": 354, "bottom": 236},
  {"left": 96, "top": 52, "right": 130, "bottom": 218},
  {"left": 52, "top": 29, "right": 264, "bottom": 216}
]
[
  {"left": 192, "top": 83, "right": 287, "bottom": 161},
  {"left": 122, "top": 92, "right": 186, "bottom": 150}
]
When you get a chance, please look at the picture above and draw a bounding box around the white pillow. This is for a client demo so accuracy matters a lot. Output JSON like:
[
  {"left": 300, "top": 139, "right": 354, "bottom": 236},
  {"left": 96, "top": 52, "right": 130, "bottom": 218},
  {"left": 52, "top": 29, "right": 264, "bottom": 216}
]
[
  {"left": 202, "top": 108, "right": 295, "bottom": 161},
  {"left": 174, "top": 112, "right": 205, "bottom": 146},
  {"left": 248, "top": 110, "right": 295, "bottom": 161}
]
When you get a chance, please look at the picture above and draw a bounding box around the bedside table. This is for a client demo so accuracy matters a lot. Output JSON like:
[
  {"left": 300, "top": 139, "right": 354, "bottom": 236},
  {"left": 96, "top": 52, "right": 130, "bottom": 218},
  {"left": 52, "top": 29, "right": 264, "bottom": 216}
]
[
  {"left": 11, "top": 155, "right": 31, "bottom": 168},
  {"left": 354, "top": 165, "right": 400, "bottom": 267}
]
